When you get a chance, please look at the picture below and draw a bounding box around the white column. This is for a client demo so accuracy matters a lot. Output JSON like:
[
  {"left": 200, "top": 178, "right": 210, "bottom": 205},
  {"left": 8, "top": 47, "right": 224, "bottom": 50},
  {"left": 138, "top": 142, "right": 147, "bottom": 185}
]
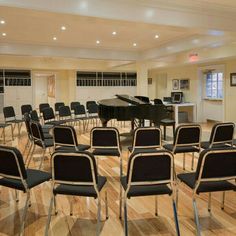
[{"left": 136, "top": 61, "right": 148, "bottom": 96}]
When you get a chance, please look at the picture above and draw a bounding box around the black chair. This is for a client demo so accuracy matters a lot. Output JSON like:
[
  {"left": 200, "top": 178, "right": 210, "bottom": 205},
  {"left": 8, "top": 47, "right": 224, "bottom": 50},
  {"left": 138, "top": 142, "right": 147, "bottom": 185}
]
[
  {"left": 128, "top": 127, "right": 162, "bottom": 154},
  {"left": 58, "top": 105, "right": 75, "bottom": 124},
  {"left": 27, "top": 121, "right": 54, "bottom": 169},
  {"left": 74, "top": 104, "right": 89, "bottom": 132},
  {"left": 53, "top": 125, "right": 90, "bottom": 152},
  {"left": 3, "top": 106, "right": 24, "bottom": 136},
  {"left": 87, "top": 103, "right": 99, "bottom": 127},
  {"left": 86, "top": 100, "right": 97, "bottom": 110},
  {"left": 54, "top": 102, "right": 65, "bottom": 116},
  {"left": 177, "top": 149, "right": 236, "bottom": 236},
  {"left": 45, "top": 151, "right": 108, "bottom": 235},
  {"left": 70, "top": 101, "right": 80, "bottom": 112},
  {"left": 201, "top": 122, "right": 235, "bottom": 149},
  {"left": 91, "top": 127, "right": 122, "bottom": 176},
  {"left": 39, "top": 103, "right": 50, "bottom": 118},
  {"left": 120, "top": 151, "right": 180, "bottom": 236},
  {"left": 134, "top": 96, "right": 150, "bottom": 103},
  {"left": 0, "top": 146, "right": 51, "bottom": 235},
  {"left": 164, "top": 124, "right": 201, "bottom": 170},
  {"left": 30, "top": 110, "right": 53, "bottom": 131},
  {"left": 42, "top": 107, "right": 65, "bottom": 126},
  {"left": 21, "top": 104, "right": 32, "bottom": 117}
]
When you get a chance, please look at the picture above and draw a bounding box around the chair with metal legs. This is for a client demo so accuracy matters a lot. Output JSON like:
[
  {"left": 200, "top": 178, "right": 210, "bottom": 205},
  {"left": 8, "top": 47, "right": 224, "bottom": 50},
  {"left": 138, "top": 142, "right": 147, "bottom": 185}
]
[
  {"left": 45, "top": 151, "right": 108, "bottom": 236},
  {"left": 119, "top": 150, "right": 180, "bottom": 236},
  {"left": 164, "top": 124, "right": 201, "bottom": 171},
  {"left": 0, "top": 146, "right": 51, "bottom": 236},
  {"left": 177, "top": 148, "right": 236, "bottom": 236},
  {"left": 0, "top": 123, "right": 13, "bottom": 144}
]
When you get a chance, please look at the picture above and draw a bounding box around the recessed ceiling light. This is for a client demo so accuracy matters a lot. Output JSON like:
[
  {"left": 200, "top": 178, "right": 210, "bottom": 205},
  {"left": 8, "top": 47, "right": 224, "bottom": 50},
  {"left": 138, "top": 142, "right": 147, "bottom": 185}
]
[
  {"left": 96, "top": 40, "right": 100, "bottom": 44},
  {"left": 133, "top": 43, "right": 137, "bottom": 47},
  {"left": 2, "top": 33, "right": 6, "bottom": 36},
  {"left": 112, "top": 31, "right": 117, "bottom": 35},
  {"left": 53, "top": 36, "right": 57, "bottom": 41},
  {"left": 0, "top": 20, "right": 5, "bottom": 24},
  {"left": 61, "top": 26, "right": 66, "bottom": 31},
  {"left": 155, "top": 34, "right": 159, "bottom": 39}
]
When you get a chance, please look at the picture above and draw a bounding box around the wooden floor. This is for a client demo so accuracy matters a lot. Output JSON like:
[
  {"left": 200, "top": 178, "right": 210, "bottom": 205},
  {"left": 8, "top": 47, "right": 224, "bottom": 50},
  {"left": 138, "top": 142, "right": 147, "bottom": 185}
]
[{"left": 0, "top": 122, "right": 235, "bottom": 236}]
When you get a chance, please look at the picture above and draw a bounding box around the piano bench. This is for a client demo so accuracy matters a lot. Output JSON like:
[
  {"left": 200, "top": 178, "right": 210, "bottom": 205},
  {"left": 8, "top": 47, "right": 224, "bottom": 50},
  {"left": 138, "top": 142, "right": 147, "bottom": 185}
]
[{"left": 160, "top": 119, "right": 175, "bottom": 140}]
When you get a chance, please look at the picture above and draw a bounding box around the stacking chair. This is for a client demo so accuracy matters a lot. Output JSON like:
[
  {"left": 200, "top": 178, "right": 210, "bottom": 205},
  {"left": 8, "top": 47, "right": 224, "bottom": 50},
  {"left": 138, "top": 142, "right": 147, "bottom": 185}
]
[
  {"left": 177, "top": 148, "right": 236, "bottom": 236},
  {"left": 58, "top": 105, "right": 75, "bottom": 124},
  {"left": 120, "top": 151, "right": 180, "bottom": 236},
  {"left": 21, "top": 104, "right": 32, "bottom": 117},
  {"left": 45, "top": 151, "right": 108, "bottom": 235},
  {"left": 0, "top": 146, "right": 51, "bottom": 236},
  {"left": 30, "top": 110, "right": 53, "bottom": 132},
  {"left": 164, "top": 124, "right": 201, "bottom": 170},
  {"left": 70, "top": 101, "right": 80, "bottom": 113},
  {"left": 54, "top": 102, "right": 65, "bottom": 117},
  {"left": 87, "top": 103, "right": 99, "bottom": 127},
  {"left": 201, "top": 122, "right": 235, "bottom": 149},
  {"left": 74, "top": 104, "right": 89, "bottom": 132},
  {"left": 128, "top": 127, "right": 162, "bottom": 154},
  {"left": 53, "top": 125, "right": 90, "bottom": 152},
  {"left": 3, "top": 106, "right": 24, "bottom": 136},
  {"left": 90, "top": 127, "right": 122, "bottom": 176},
  {"left": 27, "top": 121, "right": 54, "bottom": 169},
  {"left": 42, "top": 107, "right": 65, "bottom": 126},
  {"left": 86, "top": 100, "right": 97, "bottom": 110},
  {"left": 39, "top": 103, "right": 50, "bottom": 118}
]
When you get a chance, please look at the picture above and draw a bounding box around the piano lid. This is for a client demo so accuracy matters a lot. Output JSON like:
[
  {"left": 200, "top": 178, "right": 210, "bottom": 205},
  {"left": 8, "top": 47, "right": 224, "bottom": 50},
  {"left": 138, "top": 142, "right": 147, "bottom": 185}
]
[{"left": 115, "top": 94, "right": 146, "bottom": 105}]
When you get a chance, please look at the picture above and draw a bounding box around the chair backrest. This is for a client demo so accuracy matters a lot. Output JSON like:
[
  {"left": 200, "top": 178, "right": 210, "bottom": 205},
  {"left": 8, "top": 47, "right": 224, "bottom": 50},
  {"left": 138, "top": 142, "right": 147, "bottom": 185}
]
[
  {"left": 39, "top": 103, "right": 50, "bottom": 113},
  {"left": 59, "top": 106, "right": 71, "bottom": 118},
  {"left": 52, "top": 151, "right": 98, "bottom": 185},
  {"left": 74, "top": 104, "right": 87, "bottom": 116},
  {"left": 0, "top": 146, "right": 27, "bottom": 180},
  {"left": 195, "top": 149, "right": 236, "bottom": 187},
  {"left": 91, "top": 127, "right": 120, "bottom": 150},
  {"left": 3, "top": 106, "right": 16, "bottom": 120},
  {"left": 174, "top": 124, "right": 201, "bottom": 147},
  {"left": 30, "top": 121, "right": 44, "bottom": 142},
  {"left": 70, "top": 102, "right": 80, "bottom": 111},
  {"left": 21, "top": 104, "right": 32, "bottom": 116},
  {"left": 30, "top": 110, "right": 40, "bottom": 122},
  {"left": 126, "top": 151, "right": 173, "bottom": 186},
  {"left": 134, "top": 96, "right": 150, "bottom": 104},
  {"left": 55, "top": 102, "right": 65, "bottom": 112},
  {"left": 87, "top": 103, "right": 98, "bottom": 114},
  {"left": 131, "top": 127, "right": 161, "bottom": 151},
  {"left": 86, "top": 101, "right": 97, "bottom": 110},
  {"left": 208, "top": 122, "right": 235, "bottom": 147},
  {"left": 42, "top": 107, "right": 55, "bottom": 121},
  {"left": 150, "top": 104, "right": 171, "bottom": 125},
  {"left": 53, "top": 125, "right": 78, "bottom": 147},
  {"left": 153, "top": 99, "right": 163, "bottom": 105}
]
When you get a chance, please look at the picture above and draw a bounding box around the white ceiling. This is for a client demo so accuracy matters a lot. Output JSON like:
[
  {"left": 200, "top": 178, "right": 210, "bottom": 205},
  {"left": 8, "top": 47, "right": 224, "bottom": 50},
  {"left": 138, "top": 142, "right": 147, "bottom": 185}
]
[{"left": 1, "top": 0, "right": 236, "bottom": 68}]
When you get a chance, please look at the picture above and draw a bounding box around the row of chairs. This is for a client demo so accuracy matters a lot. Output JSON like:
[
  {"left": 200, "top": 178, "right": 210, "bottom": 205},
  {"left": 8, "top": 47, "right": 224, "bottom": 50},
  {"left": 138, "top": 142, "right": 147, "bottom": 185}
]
[{"left": 0, "top": 145, "right": 235, "bottom": 235}]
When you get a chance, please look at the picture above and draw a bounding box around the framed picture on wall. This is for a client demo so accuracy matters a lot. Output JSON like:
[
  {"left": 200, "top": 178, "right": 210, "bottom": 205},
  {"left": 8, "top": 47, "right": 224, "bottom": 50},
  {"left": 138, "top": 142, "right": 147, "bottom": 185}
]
[
  {"left": 180, "top": 79, "right": 190, "bottom": 90},
  {"left": 230, "top": 73, "right": 236, "bottom": 86},
  {"left": 172, "top": 79, "right": 179, "bottom": 90}
]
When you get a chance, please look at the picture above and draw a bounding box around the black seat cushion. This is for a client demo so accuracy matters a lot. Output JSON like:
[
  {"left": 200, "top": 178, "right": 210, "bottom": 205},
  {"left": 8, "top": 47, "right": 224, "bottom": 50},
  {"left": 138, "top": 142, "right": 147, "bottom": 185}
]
[
  {"left": 163, "top": 144, "right": 199, "bottom": 153},
  {"left": 6, "top": 119, "right": 23, "bottom": 124},
  {"left": 201, "top": 141, "right": 232, "bottom": 149},
  {"left": 53, "top": 176, "right": 106, "bottom": 198},
  {"left": 128, "top": 147, "right": 159, "bottom": 154},
  {"left": 177, "top": 172, "right": 236, "bottom": 194},
  {"left": 0, "top": 169, "right": 51, "bottom": 191},
  {"left": 92, "top": 148, "right": 120, "bottom": 156},
  {"left": 121, "top": 176, "right": 172, "bottom": 198},
  {"left": 55, "top": 144, "right": 90, "bottom": 152},
  {"left": 160, "top": 119, "right": 175, "bottom": 125},
  {"left": 45, "top": 120, "right": 66, "bottom": 126},
  {"left": 35, "top": 138, "right": 54, "bottom": 148},
  {"left": 0, "top": 123, "right": 12, "bottom": 128}
]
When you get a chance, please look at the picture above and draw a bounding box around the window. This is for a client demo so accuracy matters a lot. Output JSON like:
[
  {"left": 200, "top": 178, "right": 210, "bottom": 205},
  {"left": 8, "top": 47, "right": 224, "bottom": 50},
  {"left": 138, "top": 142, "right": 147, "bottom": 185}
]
[{"left": 205, "top": 72, "right": 223, "bottom": 99}]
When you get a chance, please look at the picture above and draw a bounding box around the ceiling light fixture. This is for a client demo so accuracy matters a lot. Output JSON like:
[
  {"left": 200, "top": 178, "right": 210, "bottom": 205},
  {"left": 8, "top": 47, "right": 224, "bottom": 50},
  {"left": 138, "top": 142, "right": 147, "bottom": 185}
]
[
  {"left": 133, "top": 43, "right": 137, "bottom": 47},
  {"left": 96, "top": 40, "right": 100, "bottom": 44},
  {"left": 53, "top": 36, "right": 57, "bottom": 41},
  {"left": 0, "top": 20, "right": 5, "bottom": 24},
  {"left": 2, "top": 32, "right": 6, "bottom": 36},
  {"left": 112, "top": 31, "right": 117, "bottom": 35},
  {"left": 61, "top": 26, "right": 66, "bottom": 31},
  {"left": 155, "top": 34, "right": 159, "bottom": 39}
]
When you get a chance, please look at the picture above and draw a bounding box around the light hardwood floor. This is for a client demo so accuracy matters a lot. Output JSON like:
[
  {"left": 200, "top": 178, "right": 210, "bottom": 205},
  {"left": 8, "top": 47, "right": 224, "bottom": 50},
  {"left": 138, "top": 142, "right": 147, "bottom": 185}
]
[{"left": 0, "top": 122, "right": 235, "bottom": 236}]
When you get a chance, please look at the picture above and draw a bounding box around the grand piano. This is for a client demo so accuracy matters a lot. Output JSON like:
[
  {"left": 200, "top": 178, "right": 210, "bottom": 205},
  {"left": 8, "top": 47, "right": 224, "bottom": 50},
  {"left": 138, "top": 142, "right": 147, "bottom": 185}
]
[{"left": 98, "top": 94, "right": 168, "bottom": 128}]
